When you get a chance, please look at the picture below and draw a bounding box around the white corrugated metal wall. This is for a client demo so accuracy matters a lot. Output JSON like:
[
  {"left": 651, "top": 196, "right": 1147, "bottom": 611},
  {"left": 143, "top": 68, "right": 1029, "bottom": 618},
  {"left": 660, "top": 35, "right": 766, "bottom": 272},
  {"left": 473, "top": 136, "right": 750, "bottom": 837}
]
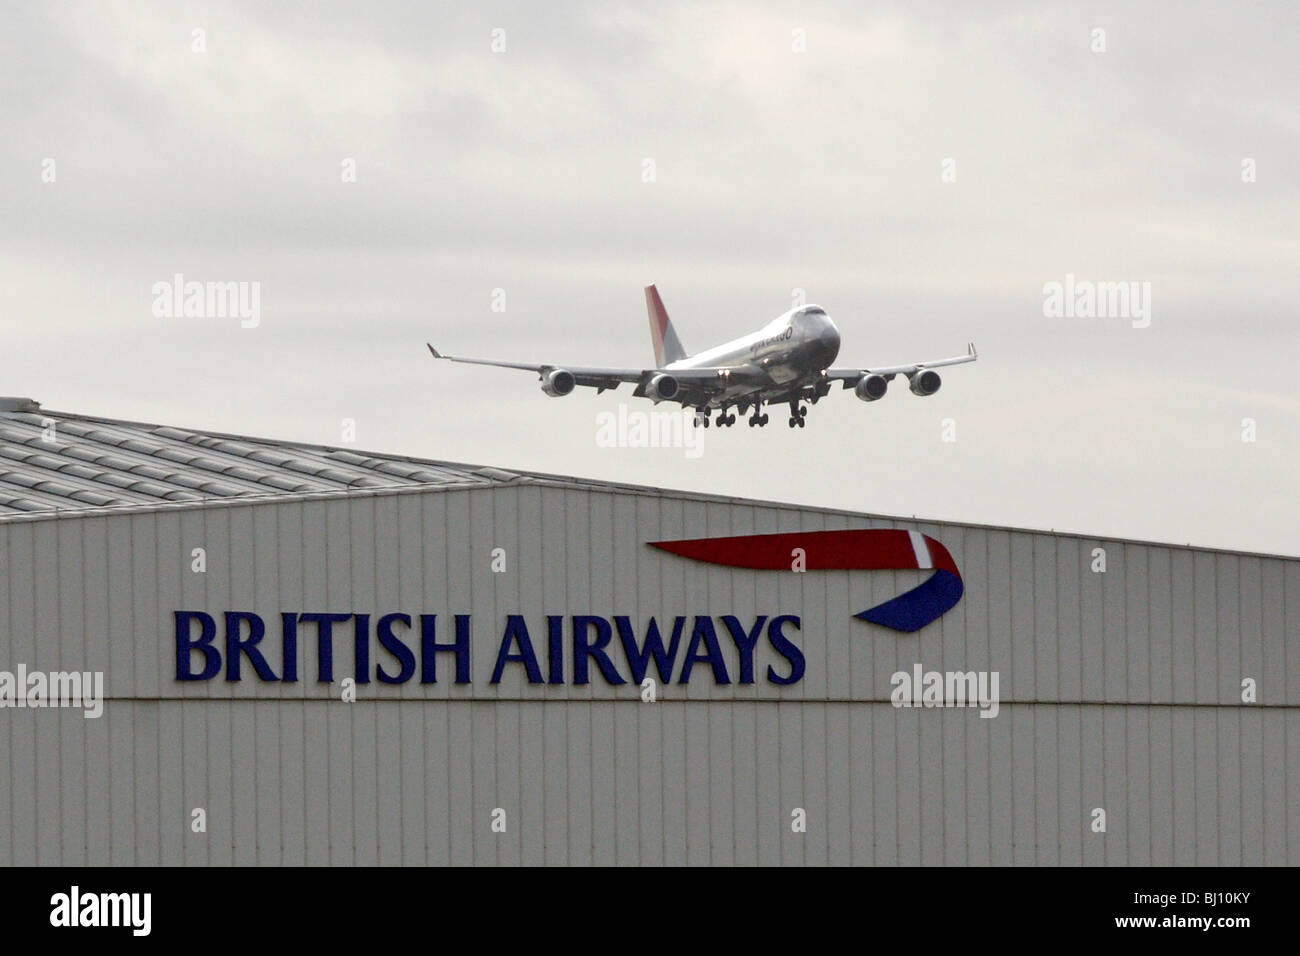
[{"left": 1, "top": 482, "right": 1296, "bottom": 864}]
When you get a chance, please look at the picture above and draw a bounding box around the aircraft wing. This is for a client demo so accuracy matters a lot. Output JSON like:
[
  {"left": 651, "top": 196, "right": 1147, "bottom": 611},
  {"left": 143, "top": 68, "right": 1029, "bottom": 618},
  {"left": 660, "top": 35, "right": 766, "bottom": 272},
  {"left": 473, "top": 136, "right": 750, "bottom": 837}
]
[
  {"left": 427, "top": 344, "right": 765, "bottom": 397},
  {"left": 824, "top": 342, "right": 978, "bottom": 383},
  {"left": 428, "top": 345, "right": 642, "bottom": 389}
]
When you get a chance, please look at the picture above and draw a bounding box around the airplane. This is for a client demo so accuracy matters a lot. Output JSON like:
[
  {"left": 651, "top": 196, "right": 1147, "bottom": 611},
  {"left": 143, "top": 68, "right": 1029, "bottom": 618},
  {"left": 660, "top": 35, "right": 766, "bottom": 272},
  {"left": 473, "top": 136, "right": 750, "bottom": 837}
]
[{"left": 427, "top": 285, "right": 977, "bottom": 429}]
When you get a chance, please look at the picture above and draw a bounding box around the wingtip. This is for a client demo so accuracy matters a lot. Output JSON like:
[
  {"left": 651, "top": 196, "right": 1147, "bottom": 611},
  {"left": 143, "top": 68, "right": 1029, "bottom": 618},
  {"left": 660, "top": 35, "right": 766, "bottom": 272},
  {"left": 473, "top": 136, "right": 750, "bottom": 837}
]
[{"left": 426, "top": 343, "right": 442, "bottom": 359}]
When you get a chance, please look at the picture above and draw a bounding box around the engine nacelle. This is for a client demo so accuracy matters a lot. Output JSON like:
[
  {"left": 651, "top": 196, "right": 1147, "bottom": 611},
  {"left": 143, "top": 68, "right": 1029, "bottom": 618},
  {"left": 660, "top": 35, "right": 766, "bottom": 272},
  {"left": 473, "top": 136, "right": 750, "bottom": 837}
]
[
  {"left": 540, "top": 368, "right": 576, "bottom": 397},
  {"left": 854, "top": 373, "right": 888, "bottom": 402},
  {"left": 644, "top": 373, "right": 679, "bottom": 402},
  {"left": 908, "top": 369, "right": 941, "bottom": 396}
]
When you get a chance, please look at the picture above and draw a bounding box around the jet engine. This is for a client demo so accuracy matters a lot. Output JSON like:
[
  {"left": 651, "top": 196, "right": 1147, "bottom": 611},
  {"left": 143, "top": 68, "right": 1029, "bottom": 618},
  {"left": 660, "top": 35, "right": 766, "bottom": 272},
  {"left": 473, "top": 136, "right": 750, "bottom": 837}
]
[
  {"left": 854, "top": 373, "right": 888, "bottom": 402},
  {"left": 644, "top": 373, "right": 679, "bottom": 402},
  {"left": 908, "top": 369, "right": 941, "bottom": 396},
  {"left": 540, "top": 369, "right": 576, "bottom": 397}
]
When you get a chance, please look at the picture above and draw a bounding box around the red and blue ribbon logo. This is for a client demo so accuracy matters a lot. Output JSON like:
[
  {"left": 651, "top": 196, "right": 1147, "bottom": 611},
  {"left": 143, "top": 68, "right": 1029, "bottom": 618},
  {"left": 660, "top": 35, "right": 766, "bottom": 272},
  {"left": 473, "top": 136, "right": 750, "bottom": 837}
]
[{"left": 648, "top": 529, "right": 963, "bottom": 633}]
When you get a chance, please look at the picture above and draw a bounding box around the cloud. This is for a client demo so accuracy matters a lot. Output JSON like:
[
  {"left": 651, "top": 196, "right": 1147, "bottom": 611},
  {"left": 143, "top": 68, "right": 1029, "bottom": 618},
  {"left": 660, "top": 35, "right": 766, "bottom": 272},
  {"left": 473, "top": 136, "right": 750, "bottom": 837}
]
[{"left": 1, "top": 0, "right": 1296, "bottom": 554}]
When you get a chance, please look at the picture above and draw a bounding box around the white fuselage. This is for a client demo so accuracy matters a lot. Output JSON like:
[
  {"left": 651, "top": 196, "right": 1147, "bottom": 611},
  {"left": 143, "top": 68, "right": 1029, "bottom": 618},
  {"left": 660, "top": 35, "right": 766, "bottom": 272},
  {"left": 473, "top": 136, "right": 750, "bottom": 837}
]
[{"left": 665, "top": 304, "right": 842, "bottom": 401}]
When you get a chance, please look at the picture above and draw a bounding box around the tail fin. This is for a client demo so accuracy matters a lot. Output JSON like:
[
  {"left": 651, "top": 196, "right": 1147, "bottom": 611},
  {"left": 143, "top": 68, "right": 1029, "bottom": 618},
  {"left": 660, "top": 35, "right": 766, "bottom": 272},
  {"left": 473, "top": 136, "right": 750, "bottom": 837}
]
[{"left": 645, "top": 284, "right": 688, "bottom": 367}]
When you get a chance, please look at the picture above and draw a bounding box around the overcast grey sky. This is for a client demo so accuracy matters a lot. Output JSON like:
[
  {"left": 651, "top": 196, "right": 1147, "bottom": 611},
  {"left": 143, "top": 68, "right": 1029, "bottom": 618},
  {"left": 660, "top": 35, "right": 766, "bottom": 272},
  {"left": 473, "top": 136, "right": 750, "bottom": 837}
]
[{"left": 2, "top": 1, "right": 1297, "bottom": 554}]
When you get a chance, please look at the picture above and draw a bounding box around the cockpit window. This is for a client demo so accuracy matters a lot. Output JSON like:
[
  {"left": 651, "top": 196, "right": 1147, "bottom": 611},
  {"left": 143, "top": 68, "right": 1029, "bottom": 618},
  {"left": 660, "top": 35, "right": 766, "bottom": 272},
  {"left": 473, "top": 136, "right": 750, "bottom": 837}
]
[{"left": 802, "top": 306, "right": 825, "bottom": 315}]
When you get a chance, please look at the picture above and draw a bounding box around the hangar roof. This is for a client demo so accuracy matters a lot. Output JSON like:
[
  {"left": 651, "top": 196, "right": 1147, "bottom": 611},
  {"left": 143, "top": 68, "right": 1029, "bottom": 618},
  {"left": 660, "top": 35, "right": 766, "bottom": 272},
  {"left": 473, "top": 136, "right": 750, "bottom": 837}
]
[
  {"left": 0, "top": 397, "right": 537, "bottom": 518},
  {"left": 1, "top": 398, "right": 1292, "bottom": 560}
]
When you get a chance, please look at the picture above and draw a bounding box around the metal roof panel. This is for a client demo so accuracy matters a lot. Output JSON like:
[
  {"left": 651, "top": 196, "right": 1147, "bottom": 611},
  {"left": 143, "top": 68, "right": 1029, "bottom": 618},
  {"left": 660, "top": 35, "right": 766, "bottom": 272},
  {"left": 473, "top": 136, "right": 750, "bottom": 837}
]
[{"left": 0, "top": 403, "right": 509, "bottom": 518}]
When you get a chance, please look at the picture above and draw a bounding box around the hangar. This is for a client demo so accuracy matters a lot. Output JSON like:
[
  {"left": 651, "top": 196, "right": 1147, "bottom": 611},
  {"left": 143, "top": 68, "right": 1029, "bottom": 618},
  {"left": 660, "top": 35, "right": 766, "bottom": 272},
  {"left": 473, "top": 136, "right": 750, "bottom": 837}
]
[{"left": 0, "top": 396, "right": 1295, "bottom": 865}]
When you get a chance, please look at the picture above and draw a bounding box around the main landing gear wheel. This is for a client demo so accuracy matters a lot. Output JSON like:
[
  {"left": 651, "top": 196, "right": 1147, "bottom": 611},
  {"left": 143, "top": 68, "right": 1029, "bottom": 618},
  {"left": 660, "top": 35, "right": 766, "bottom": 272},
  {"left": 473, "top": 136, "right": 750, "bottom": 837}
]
[{"left": 749, "top": 413, "right": 769, "bottom": 427}]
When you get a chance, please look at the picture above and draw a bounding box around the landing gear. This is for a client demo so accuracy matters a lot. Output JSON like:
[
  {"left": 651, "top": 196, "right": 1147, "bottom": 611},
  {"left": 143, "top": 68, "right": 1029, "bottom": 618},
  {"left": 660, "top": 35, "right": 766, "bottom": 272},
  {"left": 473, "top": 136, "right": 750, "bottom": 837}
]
[
  {"left": 787, "top": 401, "right": 807, "bottom": 428},
  {"left": 748, "top": 411, "right": 769, "bottom": 427},
  {"left": 715, "top": 410, "right": 736, "bottom": 427},
  {"left": 694, "top": 409, "right": 709, "bottom": 428}
]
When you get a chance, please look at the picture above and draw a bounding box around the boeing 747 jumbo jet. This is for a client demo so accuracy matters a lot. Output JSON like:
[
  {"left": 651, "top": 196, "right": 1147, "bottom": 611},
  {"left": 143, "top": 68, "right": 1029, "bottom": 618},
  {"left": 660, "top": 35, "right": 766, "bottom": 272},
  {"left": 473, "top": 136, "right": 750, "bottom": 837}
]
[{"left": 427, "top": 285, "right": 977, "bottom": 428}]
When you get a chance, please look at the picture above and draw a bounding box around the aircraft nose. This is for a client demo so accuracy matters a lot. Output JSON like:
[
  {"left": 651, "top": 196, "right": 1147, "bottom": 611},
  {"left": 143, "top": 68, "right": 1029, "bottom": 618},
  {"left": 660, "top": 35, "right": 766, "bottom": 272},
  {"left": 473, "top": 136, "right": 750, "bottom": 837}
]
[{"left": 819, "top": 317, "right": 841, "bottom": 363}]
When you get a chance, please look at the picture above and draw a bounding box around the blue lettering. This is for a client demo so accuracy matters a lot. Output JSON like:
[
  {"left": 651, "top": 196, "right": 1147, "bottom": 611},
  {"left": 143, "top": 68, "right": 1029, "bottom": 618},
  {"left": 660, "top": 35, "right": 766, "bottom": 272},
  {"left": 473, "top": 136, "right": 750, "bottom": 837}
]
[
  {"left": 171, "top": 608, "right": 807, "bottom": 688},
  {"left": 547, "top": 614, "right": 564, "bottom": 684},
  {"left": 613, "top": 615, "right": 684, "bottom": 683},
  {"left": 224, "top": 611, "right": 277, "bottom": 681},
  {"left": 175, "top": 610, "right": 221, "bottom": 681},
  {"left": 721, "top": 615, "right": 766, "bottom": 684},
  {"left": 353, "top": 613, "right": 371, "bottom": 684},
  {"left": 420, "top": 613, "right": 471, "bottom": 684},
  {"left": 280, "top": 613, "right": 298, "bottom": 682},
  {"left": 678, "top": 616, "right": 730, "bottom": 684},
  {"left": 492, "top": 615, "right": 544, "bottom": 684},
  {"left": 572, "top": 615, "right": 626, "bottom": 685},
  {"left": 766, "top": 614, "right": 804, "bottom": 685},
  {"left": 376, "top": 613, "right": 415, "bottom": 683},
  {"left": 298, "top": 612, "right": 351, "bottom": 682}
]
